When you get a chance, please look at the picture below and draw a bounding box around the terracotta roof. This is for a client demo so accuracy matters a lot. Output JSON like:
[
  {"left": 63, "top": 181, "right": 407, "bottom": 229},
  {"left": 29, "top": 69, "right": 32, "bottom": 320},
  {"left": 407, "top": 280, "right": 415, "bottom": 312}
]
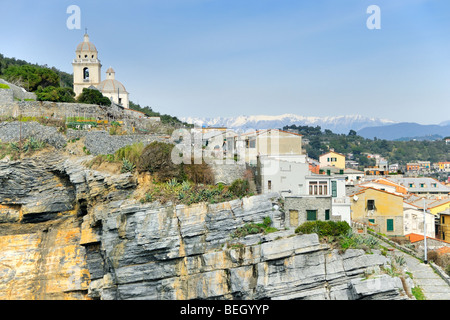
[
  {"left": 405, "top": 233, "right": 450, "bottom": 244},
  {"left": 349, "top": 186, "right": 405, "bottom": 198}
]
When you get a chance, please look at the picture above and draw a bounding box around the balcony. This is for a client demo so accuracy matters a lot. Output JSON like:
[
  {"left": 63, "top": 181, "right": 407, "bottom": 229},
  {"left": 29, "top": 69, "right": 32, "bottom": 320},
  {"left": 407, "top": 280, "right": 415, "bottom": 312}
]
[
  {"left": 72, "top": 58, "right": 100, "bottom": 64},
  {"left": 332, "top": 197, "right": 351, "bottom": 205}
]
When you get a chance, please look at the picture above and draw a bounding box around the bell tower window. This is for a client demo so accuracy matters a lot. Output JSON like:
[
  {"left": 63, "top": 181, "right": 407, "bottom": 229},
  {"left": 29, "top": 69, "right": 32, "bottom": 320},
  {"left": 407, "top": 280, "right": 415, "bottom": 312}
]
[{"left": 83, "top": 67, "right": 90, "bottom": 81}]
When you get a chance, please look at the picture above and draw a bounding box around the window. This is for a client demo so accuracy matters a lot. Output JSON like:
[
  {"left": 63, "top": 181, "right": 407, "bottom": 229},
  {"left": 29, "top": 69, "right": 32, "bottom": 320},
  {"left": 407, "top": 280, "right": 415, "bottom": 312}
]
[
  {"left": 309, "top": 181, "right": 317, "bottom": 195},
  {"left": 83, "top": 67, "right": 90, "bottom": 80},
  {"left": 386, "top": 219, "right": 394, "bottom": 232},
  {"left": 331, "top": 181, "right": 337, "bottom": 197},
  {"left": 367, "top": 200, "right": 375, "bottom": 211},
  {"left": 306, "top": 210, "right": 317, "bottom": 221},
  {"left": 369, "top": 219, "right": 375, "bottom": 224},
  {"left": 409, "top": 183, "right": 414, "bottom": 188},
  {"left": 325, "top": 209, "right": 330, "bottom": 221},
  {"left": 268, "top": 180, "right": 272, "bottom": 191},
  {"left": 443, "top": 216, "right": 445, "bottom": 224},
  {"left": 420, "top": 183, "right": 425, "bottom": 188}
]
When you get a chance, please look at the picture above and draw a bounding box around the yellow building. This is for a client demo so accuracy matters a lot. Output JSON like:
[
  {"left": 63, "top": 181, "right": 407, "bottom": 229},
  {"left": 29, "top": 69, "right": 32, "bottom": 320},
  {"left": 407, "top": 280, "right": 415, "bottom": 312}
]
[
  {"left": 438, "top": 162, "right": 450, "bottom": 172},
  {"left": 428, "top": 199, "right": 450, "bottom": 216},
  {"left": 350, "top": 187, "right": 405, "bottom": 236},
  {"left": 319, "top": 151, "right": 346, "bottom": 170},
  {"left": 440, "top": 211, "right": 450, "bottom": 241}
]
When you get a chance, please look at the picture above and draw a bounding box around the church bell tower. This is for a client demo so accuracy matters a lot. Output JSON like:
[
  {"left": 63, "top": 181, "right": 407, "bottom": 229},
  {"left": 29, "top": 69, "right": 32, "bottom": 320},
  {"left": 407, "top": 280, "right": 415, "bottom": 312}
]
[{"left": 72, "top": 30, "right": 102, "bottom": 97}]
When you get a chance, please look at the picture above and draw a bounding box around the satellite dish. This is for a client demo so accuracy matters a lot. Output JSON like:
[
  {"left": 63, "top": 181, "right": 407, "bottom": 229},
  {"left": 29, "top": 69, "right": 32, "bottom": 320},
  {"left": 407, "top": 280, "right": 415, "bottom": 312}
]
[{"left": 353, "top": 195, "right": 359, "bottom": 202}]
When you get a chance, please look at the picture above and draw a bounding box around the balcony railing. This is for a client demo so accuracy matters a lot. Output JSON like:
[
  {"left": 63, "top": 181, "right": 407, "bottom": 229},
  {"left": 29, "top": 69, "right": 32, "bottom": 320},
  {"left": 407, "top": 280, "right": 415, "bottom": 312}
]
[{"left": 332, "top": 197, "right": 351, "bottom": 204}]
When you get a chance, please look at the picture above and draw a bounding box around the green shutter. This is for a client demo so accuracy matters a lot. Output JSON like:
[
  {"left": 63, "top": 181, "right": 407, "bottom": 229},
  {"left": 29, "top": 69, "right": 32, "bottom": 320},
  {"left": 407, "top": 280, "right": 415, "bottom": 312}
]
[
  {"left": 307, "top": 210, "right": 317, "bottom": 221},
  {"left": 368, "top": 219, "right": 375, "bottom": 224},
  {"left": 387, "top": 219, "right": 394, "bottom": 232},
  {"left": 331, "top": 181, "right": 337, "bottom": 197},
  {"left": 325, "top": 209, "right": 330, "bottom": 221}
]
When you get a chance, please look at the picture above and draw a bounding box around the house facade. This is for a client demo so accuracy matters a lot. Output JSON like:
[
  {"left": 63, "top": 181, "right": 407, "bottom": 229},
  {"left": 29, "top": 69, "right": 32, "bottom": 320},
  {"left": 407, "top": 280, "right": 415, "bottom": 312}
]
[
  {"left": 439, "top": 211, "right": 450, "bottom": 241},
  {"left": 319, "top": 151, "right": 346, "bottom": 170},
  {"left": 256, "top": 155, "right": 309, "bottom": 196},
  {"left": 403, "top": 202, "right": 436, "bottom": 238},
  {"left": 350, "top": 187, "right": 404, "bottom": 236}
]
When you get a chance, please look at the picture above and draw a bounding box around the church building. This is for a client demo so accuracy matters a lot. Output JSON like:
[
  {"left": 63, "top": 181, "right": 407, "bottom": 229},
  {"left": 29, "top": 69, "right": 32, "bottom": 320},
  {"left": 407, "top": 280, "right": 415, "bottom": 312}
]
[{"left": 72, "top": 31, "right": 129, "bottom": 108}]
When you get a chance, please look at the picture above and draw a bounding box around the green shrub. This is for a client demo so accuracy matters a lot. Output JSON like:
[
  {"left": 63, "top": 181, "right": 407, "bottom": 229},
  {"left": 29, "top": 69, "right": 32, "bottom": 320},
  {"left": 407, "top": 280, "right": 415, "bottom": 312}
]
[
  {"left": 36, "top": 86, "right": 75, "bottom": 102},
  {"left": 77, "top": 88, "right": 111, "bottom": 106},
  {"left": 229, "top": 179, "right": 250, "bottom": 198},
  {"left": 412, "top": 286, "right": 426, "bottom": 300},
  {"left": 231, "top": 216, "right": 278, "bottom": 239},
  {"left": 115, "top": 143, "right": 145, "bottom": 166},
  {"left": 295, "top": 221, "right": 351, "bottom": 237},
  {"left": 0, "top": 83, "right": 10, "bottom": 89},
  {"left": 137, "top": 141, "right": 178, "bottom": 181}
]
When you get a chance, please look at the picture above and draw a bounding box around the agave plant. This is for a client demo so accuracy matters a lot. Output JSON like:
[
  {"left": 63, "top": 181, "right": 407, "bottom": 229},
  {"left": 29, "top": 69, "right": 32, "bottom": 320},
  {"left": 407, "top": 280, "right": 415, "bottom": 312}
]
[
  {"left": 394, "top": 255, "right": 406, "bottom": 266},
  {"left": 364, "top": 236, "right": 379, "bottom": 248},
  {"left": 167, "top": 178, "right": 179, "bottom": 187},
  {"left": 181, "top": 180, "right": 191, "bottom": 191},
  {"left": 121, "top": 158, "right": 135, "bottom": 173}
]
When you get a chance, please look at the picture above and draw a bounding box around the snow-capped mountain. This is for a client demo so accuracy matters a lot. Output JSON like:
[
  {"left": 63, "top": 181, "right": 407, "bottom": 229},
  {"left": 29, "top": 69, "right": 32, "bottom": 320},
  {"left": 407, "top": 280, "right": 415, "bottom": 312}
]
[{"left": 181, "top": 114, "right": 397, "bottom": 134}]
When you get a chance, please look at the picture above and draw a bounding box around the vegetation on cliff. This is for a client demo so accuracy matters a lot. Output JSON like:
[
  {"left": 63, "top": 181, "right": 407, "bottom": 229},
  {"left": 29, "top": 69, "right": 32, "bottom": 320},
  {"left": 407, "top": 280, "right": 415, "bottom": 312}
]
[{"left": 88, "top": 142, "right": 253, "bottom": 206}]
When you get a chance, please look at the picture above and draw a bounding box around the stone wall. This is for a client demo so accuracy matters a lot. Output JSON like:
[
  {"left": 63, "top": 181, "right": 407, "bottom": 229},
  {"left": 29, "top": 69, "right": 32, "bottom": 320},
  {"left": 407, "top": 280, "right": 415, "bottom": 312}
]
[
  {"left": 0, "top": 79, "right": 36, "bottom": 101},
  {"left": 208, "top": 161, "right": 247, "bottom": 185},
  {"left": 0, "top": 121, "right": 173, "bottom": 155},
  {"left": 0, "top": 121, "right": 67, "bottom": 148},
  {"left": 0, "top": 88, "right": 14, "bottom": 104},
  {"left": 284, "top": 196, "right": 333, "bottom": 228},
  {"left": 67, "top": 130, "right": 172, "bottom": 155}
]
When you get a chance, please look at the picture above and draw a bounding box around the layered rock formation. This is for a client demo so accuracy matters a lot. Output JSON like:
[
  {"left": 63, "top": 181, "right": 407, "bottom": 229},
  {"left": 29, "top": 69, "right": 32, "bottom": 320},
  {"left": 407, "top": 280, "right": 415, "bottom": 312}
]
[{"left": 0, "top": 151, "right": 409, "bottom": 300}]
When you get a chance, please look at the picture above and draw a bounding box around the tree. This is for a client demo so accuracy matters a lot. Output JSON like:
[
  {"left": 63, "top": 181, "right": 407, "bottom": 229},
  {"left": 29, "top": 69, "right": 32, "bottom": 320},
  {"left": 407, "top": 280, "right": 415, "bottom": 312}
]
[
  {"left": 36, "top": 86, "right": 75, "bottom": 102},
  {"left": 77, "top": 88, "right": 111, "bottom": 106},
  {"left": 2, "top": 65, "right": 60, "bottom": 91},
  {"left": 348, "top": 129, "right": 357, "bottom": 136}
]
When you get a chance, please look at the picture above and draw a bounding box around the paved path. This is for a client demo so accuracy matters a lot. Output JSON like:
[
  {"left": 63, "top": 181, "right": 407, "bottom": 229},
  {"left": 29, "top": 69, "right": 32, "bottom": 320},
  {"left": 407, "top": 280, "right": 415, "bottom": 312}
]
[{"left": 383, "top": 242, "right": 450, "bottom": 300}]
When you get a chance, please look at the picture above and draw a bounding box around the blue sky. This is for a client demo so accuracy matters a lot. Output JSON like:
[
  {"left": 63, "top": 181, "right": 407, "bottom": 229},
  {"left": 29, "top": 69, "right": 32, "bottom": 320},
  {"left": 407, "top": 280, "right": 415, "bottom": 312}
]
[{"left": 1, "top": 0, "right": 449, "bottom": 124}]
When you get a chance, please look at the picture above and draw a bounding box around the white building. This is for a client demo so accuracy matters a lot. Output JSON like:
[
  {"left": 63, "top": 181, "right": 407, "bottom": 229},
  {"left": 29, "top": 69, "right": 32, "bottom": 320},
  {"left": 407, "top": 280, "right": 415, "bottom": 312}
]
[
  {"left": 97, "top": 67, "right": 129, "bottom": 108},
  {"left": 257, "top": 154, "right": 351, "bottom": 224},
  {"left": 258, "top": 155, "right": 309, "bottom": 196},
  {"left": 403, "top": 202, "right": 435, "bottom": 238},
  {"left": 72, "top": 32, "right": 130, "bottom": 108}
]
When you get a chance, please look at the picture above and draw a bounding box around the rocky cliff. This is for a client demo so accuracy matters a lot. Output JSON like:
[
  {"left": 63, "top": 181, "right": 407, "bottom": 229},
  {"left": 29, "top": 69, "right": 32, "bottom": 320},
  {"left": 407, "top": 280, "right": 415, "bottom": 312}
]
[{"left": 0, "top": 151, "right": 409, "bottom": 300}]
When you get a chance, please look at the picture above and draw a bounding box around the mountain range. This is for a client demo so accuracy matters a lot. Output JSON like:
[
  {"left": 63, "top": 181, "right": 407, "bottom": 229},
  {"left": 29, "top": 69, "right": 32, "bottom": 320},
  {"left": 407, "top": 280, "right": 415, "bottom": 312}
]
[
  {"left": 181, "top": 114, "right": 450, "bottom": 140},
  {"left": 181, "top": 114, "right": 396, "bottom": 134},
  {"left": 357, "top": 122, "right": 450, "bottom": 141}
]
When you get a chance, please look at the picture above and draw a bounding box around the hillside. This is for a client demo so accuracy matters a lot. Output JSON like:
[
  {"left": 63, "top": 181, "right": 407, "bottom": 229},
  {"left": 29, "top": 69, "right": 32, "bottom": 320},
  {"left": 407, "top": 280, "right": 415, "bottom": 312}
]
[
  {"left": 358, "top": 122, "right": 450, "bottom": 141},
  {"left": 0, "top": 53, "right": 73, "bottom": 88},
  {"left": 283, "top": 124, "right": 450, "bottom": 168}
]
